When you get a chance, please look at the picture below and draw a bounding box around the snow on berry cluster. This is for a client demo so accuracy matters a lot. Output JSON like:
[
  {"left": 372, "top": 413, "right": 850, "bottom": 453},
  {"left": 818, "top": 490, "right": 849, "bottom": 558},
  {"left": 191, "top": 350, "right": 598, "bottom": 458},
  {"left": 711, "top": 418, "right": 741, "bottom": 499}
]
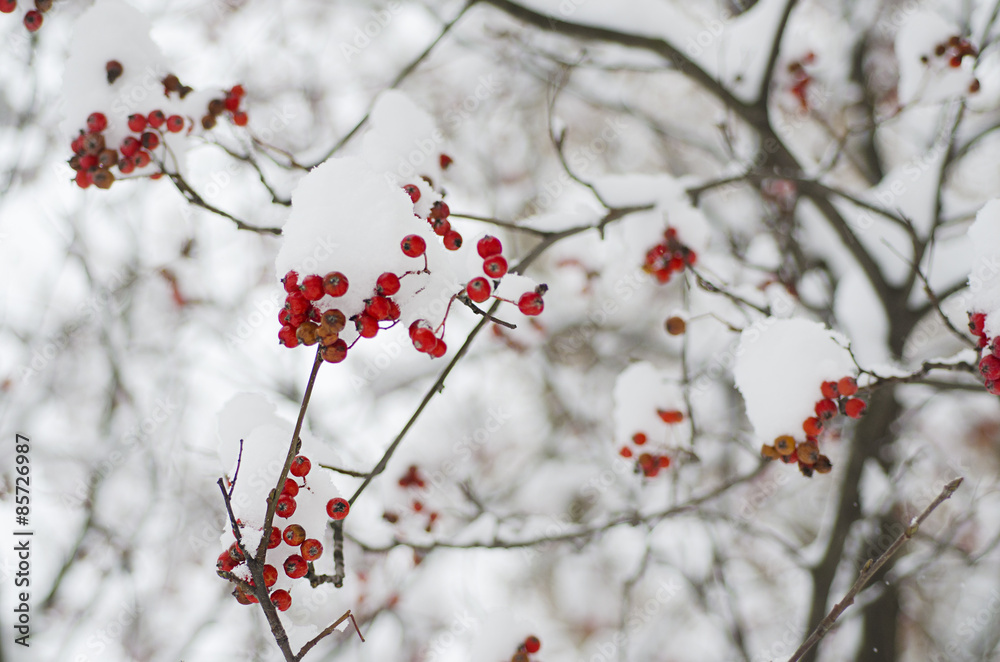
[
  {"left": 216, "top": 394, "right": 348, "bottom": 623},
  {"left": 897, "top": 13, "right": 979, "bottom": 104},
  {"left": 0, "top": 0, "right": 49, "bottom": 33},
  {"left": 734, "top": 318, "right": 859, "bottom": 477},
  {"left": 275, "top": 92, "right": 546, "bottom": 363},
  {"left": 613, "top": 363, "right": 685, "bottom": 478},
  {"left": 968, "top": 199, "right": 1000, "bottom": 396},
  {"left": 759, "top": 375, "right": 866, "bottom": 477},
  {"left": 641, "top": 226, "right": 697, "bottom": 284},
  {"left": 63, "top": 1, "right": 249, "bottom": 190}
]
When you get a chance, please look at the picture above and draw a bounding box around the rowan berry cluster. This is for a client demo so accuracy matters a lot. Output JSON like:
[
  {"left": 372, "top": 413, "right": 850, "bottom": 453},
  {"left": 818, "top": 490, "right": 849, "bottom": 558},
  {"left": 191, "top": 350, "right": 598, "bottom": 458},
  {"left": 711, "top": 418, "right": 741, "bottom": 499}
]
[
  {"left": 382, "top": 465, "right": 439, "bottom": 532},
  {"left": 619, "top": 409, "right": 680, "bottom": 478},
  {"left": 922, "top": 35, "right": 980, "bottom": 92},
  {"left": 787, "top": 51, "right": 816, "bottom": 111},
  {"left": 760, "top": 376, "right": 866, "bottom": 477},
  {"left": 218, "top": 454, "right": 350, "bottom": 612},
  {"left": 509, "top": 635, "right": 541, "bottom": 662},
  {"left": 642, "top": 227, "right": 697, "bottom": 284},
  {"left": 971, "top": 312, "right": 1000, "bottom": 395},
  {"left": 0, "top": 0, "right": 50, "bottom": 33},
  {"left": 201, "top": 84, "right": 248, "bottom": 129}
]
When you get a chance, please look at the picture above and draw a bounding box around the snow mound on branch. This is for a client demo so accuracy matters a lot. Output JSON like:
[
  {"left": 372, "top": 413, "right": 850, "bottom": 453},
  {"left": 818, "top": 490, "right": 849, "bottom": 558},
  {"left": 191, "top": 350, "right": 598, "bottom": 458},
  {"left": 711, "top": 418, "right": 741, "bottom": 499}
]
[
  {"left": 613, "top": 362, "right": 687, "bottom": 446},
  {"left": 62, "top": 0, "right": 223, "bottom": 172},
  {"left": 216, "top": 393, "right": 347, "bottom": 631},
  {"left": 733, "top": 318, "right": 855, "bottom": 443},
  {"left": 968, "top": 199, "right": 1000, "bottom": 338},
  {"left": 896, "top": 12, "right": 975, "bottom": 105}
]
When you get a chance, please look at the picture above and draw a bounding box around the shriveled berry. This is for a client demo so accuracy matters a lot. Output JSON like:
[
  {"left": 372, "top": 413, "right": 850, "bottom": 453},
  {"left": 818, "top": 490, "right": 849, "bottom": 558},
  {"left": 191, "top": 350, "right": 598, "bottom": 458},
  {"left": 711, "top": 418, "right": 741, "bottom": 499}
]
[
  {"left": 201, "top": 114, "right": 217, "bottom": 130},
  {"left": 208, "top": 98, "right": 226, "bottom": 116},
  {"left": 774, "top": 435, "right": 795, "bottom": 456},
  {"left": 665, "top": 316, "right": 686, "bottom": 335},
  {"left": 844, "top": 398, "right": 866, "bottom": 418},
  {"left": 376, "top": 272, "right": 401, "bottom": 296},
  {"left": 300, "top": 539, "right": 323, "bottom": 561},
  {"left": 761, "top": 444, "right": 780, "bottom": 460},
  {"left": 290, "top": 455, "right": 311, "bottom": 477},
  {"left": 443, "top": 230, "right": 463, "bottom": 251},
  {"left": 837, "top": 376, "right": 857, "bottom": 396},
  {"left": 321, "top": 339, "right": 348, "bottom": 363},
  {"left": 275, "top": 494, "right": 297, "bottom": 518},
  {"left": 283, "top": 524, "right": 306, "bottom": 546},
  {"left": 466, "top": 277, "right": 491, "bottom": 303},
  {"left": 322, "top": 271, "right": 349, "bottom": 297},
  {"left": 91, "top": 170, "right": 115, "bottom": 190},
  {"left": 401, "top": 234, "right": 426, "bottom": 258},
  {"left": 477, "top": 235, "right": 503, "bottom": 258},
  {"left": 439, "top": 153, "right": 453, "bottom": 169},
  {"left": 813, "top": 455, "right": 833, "bottom": 473},
  {"left": 326, "top": 497, "right": 350, "bottom": 520},
  {"left": 128, "top": 114, "right": 147, "bottom": 132},
  {"left": 796, "top": 440, "right": 820, "bottom": 465},
  {"left": 517, "top": 291, "right": 544, "bottom": 316},
  {"left": 483, "top": 255, "right": 508, "bottom": 279},
  {"left": 403, "top": 184, "right": 420, "bottom": 203},
  {"left": 82, "top": 132, "right": 105, "bottom": 154},
  {"left": 283, "top": 553, "right": 308, "bottom": 578}
]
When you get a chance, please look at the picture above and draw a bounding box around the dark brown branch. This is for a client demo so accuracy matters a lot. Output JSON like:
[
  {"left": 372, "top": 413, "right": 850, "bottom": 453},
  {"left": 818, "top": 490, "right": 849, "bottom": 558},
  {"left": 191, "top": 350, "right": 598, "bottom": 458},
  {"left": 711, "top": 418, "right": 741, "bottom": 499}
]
[
  {"left": 755, "top": 0, "right": 800, "bottom": 107},
  {"left": 786, "top": 478, "right": 964, "bottom": 662},
  {"left": 167, "top": 170, "right": 282, "bottom": 235},
  {"left": 294, "top": 610, "right": 363, "bottom": 661}
]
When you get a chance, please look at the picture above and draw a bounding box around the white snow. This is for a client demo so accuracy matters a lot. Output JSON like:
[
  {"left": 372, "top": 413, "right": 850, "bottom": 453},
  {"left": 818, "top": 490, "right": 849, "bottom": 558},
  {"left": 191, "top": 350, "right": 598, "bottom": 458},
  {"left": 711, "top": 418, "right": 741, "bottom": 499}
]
[
  {"left": 968, "top": 199, "right": 1000, "bottom": 337},
  {"left": 733, "top": 318, "right": 856, "bottom": 443}
]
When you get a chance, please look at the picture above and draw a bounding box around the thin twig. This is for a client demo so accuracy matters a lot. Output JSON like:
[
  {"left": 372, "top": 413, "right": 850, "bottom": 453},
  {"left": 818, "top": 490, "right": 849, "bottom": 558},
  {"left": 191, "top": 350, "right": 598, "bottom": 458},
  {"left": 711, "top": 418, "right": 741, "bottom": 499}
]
[{"left": 786, "top": 477, "right": 964, "bottom": 662}]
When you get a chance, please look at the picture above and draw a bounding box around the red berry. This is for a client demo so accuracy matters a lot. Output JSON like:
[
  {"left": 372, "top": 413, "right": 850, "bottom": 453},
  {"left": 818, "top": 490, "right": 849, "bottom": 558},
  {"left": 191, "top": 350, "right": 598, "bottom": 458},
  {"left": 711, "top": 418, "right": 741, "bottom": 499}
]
[
  {"left": 268, "top": 526, "right": 281, "bottom": 549},
  {"left": 986, "top": 379, "right": 1000, "bottom": 396},
  {"left": 300, "top": 539, "right": 323, "bottom": 561},
  {"left": 969, "top": 312, "right": 986, "bottom": 336},
  {"left": 837, "top": 376, "right": 858, "bottom": 397},
  {"left": 120, "top": 137, "right": 141, "bottom": 158},
  {"left": 385, "top": 299, "right": 401, "bottom": 321},
  {"left": 132, "top": 150, "right": 151, "bottom": 168},
  {"left": 355, "top": 313, "right": 379, "bottom": 338},
  {"left": 401, "top": 234, "right": 427, "bottom": 258},
  {"left": 524, "top": 636, "right": 541, "bottom": 654},
  {"left": 282, "top": 270, "right": 299, "bottom": 293},
  {"left": 232, "top": 111, "right": 248, "bottom": 127},
  {"left": 322, "top": 271, "right": 349, "bottom": 297},
  {"left": 657, "top": 409, "right": 684, "bottom": 424},
  {"left": 78, "top": 154, "right": 98, "bottom": 170},
  {"left": 429, "top": 200, "right": 450, "bottom": 220},
  {"left": 619, "top": 446, "right": 633, "bottom": 458},
  {"left": 286, "top": 291, "right": 310, "bottom": 315},
  {"left": 439, "top": 153, "right": 453, "bottom": 169},
  {"left": 278, "top": 325, "right": 299, "bottom": 348},
  {"left": 403, "top": 184, "right": 420, "bottom": 203},
  {"left": 166, "top": 115, "right": 184, "bottom": 133},
  {"left": 275, "top": 494, "right": 297, "bottom": 518},
  {"left": 443, "top": 230, "right": 463, "bottom": 251},
  {"left": 127, "top": 114, "right": 147, "bottom": 132},
  {"left": 270, "top": 589, "right": 292, "bottom": 611},
  {"left": 300, "top": 274, "right": 325, "bottom": 301},
  {"left": 632, "top": 432, "right": 647, "bottom": 445},
  {"left": 429, "top": 338, "right": 447, "bottom": 358},
  {"left": 321, "top": 339, "right": 348, "bottom": 363},
  {"left": 820, "top": 381, "right": 839, "bottom": 399},
  {"left": 147, "top": 110, "right": 166, "bottom": 129},
  {"left": 23, "top": 9, "right": 42, "bottom": 30},
  {"left": 224, "top": 95, "right": 240, "bottom": 112},
  {"left": 466, "top": 277, "right": 491, "bottom": 303},
  {"left": 376, "top": 272, "right": 401, "bottom": 296},
  {"left": 815, "top": 399, "right": 837, "bottom": 420},
  {"left": 117, "top": 158, "right": 135, "bottom": 175},
  {"left": 87, "top": 112, "right": 107, "bottom": 133},
  {"left": 0, "top": 0, "right": 16, "bottom": 14},
  {"left": 658, "top": 455, "right": 671, "bottom": 468},
  {"left": 431, "top": 218, "right": 451, "bottom": 236},
  {"left": 74, "top": 170, "right": 91, "bottom": 188},
  {"left": 844, "top": 398, "right": 866, "bottom": 418},
  {"left": 483, "top": 255, "right": 508, "bottom": 279},
  {"left": 803, "top": 417, "right": 823, "bottom": 437},
  {"left": 366, "top": 296, "right": 392, "bottom": 321},
  {"left": 289, "top": 455, "right": 311, "bottom": 477},
  {"left": 283, "top": 524, "right": 306, "bottom": 546},
  {"left": 326, "top": 497, "right": 350, "bottom": 520},
  {"left": 230, "top": 84, "right": 245, "bottom": 98},
  {"left": 517, "top": 291, "right": 544, "bottom": 316},
  {"left": 979, "top": 354, "right": 1000, "bottom": 380},
  {"left": 281, "top": 478, "right": 299, "bottom": 497},
  {"left": 411, "top": 328, "right": 438, "bottom": 353},
  {"left": 477, "top": 235, "right": 503, "bottom": 258},
  {"left": 141, "top": 132, "right": 159, "bottom": 150},
  {"left": 949, "top": 55, "right": 963, "bottom": 67},
  {"left": 262, "top": 564, "right": 278, "bottom": 588},
  {"left": 285, "top": 554, "right": 309, "bottom": 579},
  {"left": 217, "top": 550, "right": 237, "bottom": 573}
]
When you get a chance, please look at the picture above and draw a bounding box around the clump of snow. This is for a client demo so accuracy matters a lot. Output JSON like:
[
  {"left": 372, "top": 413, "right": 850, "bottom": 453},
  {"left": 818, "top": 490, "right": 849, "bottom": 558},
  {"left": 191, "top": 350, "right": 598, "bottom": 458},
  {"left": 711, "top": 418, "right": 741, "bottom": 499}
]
[
  {"left": 968, "top": 199, "right": 1000, "bottom": 338},
  {"left": 733, "top": 318, "right": 856, "bottom": 443},
  {"left": 613, "top": 362, "right": 687, "bottom": 445},
  {"left": 896, "top": 12, "right": 975, "bottom": 105}
]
